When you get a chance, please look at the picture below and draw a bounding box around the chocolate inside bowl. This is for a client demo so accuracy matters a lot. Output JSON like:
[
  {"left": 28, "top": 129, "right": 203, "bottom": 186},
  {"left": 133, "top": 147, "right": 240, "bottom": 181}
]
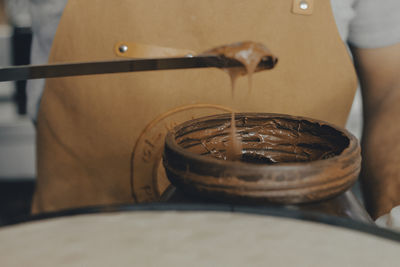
[{"left": 163, "top": 113, "right": 361, "bottom": 204}]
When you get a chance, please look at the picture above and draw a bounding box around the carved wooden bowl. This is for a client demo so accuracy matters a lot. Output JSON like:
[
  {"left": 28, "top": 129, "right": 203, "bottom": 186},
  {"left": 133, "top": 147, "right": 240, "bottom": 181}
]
[{"left": 163, "top": 113, "right": 361, "bottom": 204}]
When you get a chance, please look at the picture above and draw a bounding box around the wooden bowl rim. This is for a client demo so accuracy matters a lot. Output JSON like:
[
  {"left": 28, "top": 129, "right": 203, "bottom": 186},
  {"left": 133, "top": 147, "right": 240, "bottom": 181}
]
[{"left": 164, "top": 112, "right": 360, "bottom": 171}]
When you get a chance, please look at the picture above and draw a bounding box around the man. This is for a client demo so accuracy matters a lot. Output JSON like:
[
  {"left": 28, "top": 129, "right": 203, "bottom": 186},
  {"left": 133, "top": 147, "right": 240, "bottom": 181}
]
[{"left": 27, "top": 0, "right": 400, "bottom": 220}]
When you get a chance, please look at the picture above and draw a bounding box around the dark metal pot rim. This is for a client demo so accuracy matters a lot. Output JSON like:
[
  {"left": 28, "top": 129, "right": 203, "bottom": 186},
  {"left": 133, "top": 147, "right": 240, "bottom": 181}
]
[{"left": 2, "top": 203, "right": 399, "bottom": 243}]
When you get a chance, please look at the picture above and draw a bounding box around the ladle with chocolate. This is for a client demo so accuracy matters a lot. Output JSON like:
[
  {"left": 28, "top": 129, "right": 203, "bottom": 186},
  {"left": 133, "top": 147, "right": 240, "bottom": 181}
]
[
  {"left": 202, "top": 41, "right": 278, "bottom": 161},
  {"left": 202, "top": 41, "right": 278, "bottom": 94},
  {"left": 162, "top": 42, "right": 361, "bottom": 205}
]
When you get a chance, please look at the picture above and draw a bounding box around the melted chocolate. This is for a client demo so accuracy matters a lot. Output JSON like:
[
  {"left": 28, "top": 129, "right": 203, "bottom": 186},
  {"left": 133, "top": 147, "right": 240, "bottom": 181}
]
[
  {"left": 203, "top": 41, "right": 277, "bottom": 94},
  {"left": 226, "top": 112, "right": 243, "bottom": 161},
  {"left": 202, "top": 41, "right": 278, "bottom": 161},
  {"left": 175, "top": 116, "right": 349, "bottom": 164}
]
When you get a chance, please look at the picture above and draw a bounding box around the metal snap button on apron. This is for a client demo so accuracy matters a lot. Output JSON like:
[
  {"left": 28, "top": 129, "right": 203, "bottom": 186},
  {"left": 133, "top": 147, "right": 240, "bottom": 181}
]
[
  {"left": 292, "top": 0, "right": 314, "bottom": 15},
  {"left": 118, "top": 44, "right": 129, "bottom": 53},
  {"left": 300, "top": 1, "right": 309, "bottom": 10}
]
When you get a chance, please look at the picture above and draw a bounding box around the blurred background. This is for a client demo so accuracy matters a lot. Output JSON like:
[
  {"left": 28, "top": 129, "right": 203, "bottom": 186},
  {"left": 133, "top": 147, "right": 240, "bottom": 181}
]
[{"left": 0, "top": 0, "right": 35, "bottom": 224}]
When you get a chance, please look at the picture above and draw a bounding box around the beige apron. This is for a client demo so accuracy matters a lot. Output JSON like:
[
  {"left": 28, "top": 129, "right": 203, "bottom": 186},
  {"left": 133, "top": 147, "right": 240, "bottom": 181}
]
[{"left": 33, "top": 0, "right": 357, "bottom": 214}]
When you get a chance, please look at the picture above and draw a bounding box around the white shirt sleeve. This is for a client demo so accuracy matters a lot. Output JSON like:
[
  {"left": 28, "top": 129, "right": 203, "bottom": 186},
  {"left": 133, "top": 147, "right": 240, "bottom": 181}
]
[
  {"left": 349, "top": 0, "right": 400, "bottom": 48},
  {"left": 26, "top": 0, "right": 67, "bottom": 121}
]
